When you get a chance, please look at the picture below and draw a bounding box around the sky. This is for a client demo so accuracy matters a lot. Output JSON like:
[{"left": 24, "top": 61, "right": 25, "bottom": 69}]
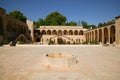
[{"left": 0, "top": 0, "right": 120, "bottom": 26}]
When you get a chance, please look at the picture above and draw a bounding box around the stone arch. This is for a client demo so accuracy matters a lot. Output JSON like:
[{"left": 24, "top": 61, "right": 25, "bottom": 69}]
[
  {"left": 58, "top": 30, "right": 62, "bottom": 36},
  {"left": 63, "top": 30, "right": 68, "bottom": 35},
  {"left": 99, "top": 29, "right": 102, "bottom": 42},
  {"left": 52, "top": 30, "right": 57, "bottom": 35},
  {"left": 74, "top": 30, "right": 78, "bottom": 35},
  {"left": 95, "top": 30, "right": 97, "bottom": 41},
  {"left": 104, "top": 28, "right": 108, "bottom": 43},
  {"left": 79, "top": 30, "right": 83, "bottom": 35},
  {"left": 41, "top": 30, "right": 46, "bottom": 35},
  {"left": 47, "top": 30, "right": 51, "bottom": 35},
  {"left": 110, "top": 26, "right": 115, "bottom": 43},
  {"left": 69, "top": 30, "right": 73, "bottom": 35}
]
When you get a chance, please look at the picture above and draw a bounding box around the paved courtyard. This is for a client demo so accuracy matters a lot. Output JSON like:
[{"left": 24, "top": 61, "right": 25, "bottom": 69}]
[{"left": 0, "top": 45, "right": 120, "bottom": 80}]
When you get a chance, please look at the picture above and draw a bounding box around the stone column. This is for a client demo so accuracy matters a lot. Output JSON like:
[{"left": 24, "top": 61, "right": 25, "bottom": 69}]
[
  {"left": 97, "top": 29, "right": 99, "bottom": 42},
  {"left": 94, "top": 30, "right": 95, "bottom": 41},
  {"left": 108, "top": 27, "right": 110, "bottom": 44},
  {"left": 102, "top": 28, "right": 104, "bottom": 44}
]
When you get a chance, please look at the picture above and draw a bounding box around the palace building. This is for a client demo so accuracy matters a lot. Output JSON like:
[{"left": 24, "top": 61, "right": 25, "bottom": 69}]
[
  {"left": 0, "top": 8, "right": 120, "bottom": 46},
  {"left": 33, "top": 26, "right": 87, "bottom": 44}
]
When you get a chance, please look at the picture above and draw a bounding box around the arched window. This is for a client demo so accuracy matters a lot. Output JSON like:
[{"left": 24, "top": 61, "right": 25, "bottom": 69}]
[
  {"left": 41, "top": 30, "right": 46, "bottom": 35},
  {"left": 74, "top": 30, "right": 78, "bottom": 35},
  {"left": 79, "top": 30, "right": 83, "bottom": 35},
  {"left": 52, "top": 30, "right": 57, "bottom": 35},
  {"left": 69, "top": 30, "right": 73, "bottom": 35},
  {"left": 47, "top": 30, "right": 51, "bottom": 35},
  {"left": 63, "top": 30, "right": 68, "bottom": 35},
  {"left": 58, "top": 30, "right": 62, "bottom": 36}
]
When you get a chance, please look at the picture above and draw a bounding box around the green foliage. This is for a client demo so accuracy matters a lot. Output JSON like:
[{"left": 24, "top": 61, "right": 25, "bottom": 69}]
[
  {"left": 81, "top": 21, "right": 90, "bottom": 29},
  {"left": 66, "top": 21, "right": 77, "bottom": 26},
  {"left": 45, "top": 11, "right": 67, "bottom": 26},
  {"left": 82, "top": 41, "right": 89, "bottom": 44},
  {"left": 8, "top": 10, "right": 27, "bottom": 22},
  {"left": 66, "top": 41, "right": 70, "bottom": 44},
  {"left": 18, "top": 41, "right": 26, "bottom": 44},
  {"left": 57, "top": 38, "right": 65, "bottom": 44},
  {"left": 98, "top": 20, "right": 114, "bottom": 27},
  {"left": 48, "top": 39, "right": 54, "bottom": 45},
  {"left": 35, "top": 18, "right": 45, "bottom": 28},
  {"left": 90, "top": 40, "right": 99, "bottom": 44},
  {"left": 89, "top": 25, "right": 96, "bottom": 29},
  {"left": 35, "top": 11, "right": 78, "bottom": 26},
  {"left": 81, "top": 21, "right": 96, "bottom": 29},
  {"left": 98, "top": 22, "right": 106, "bottom": 27}
]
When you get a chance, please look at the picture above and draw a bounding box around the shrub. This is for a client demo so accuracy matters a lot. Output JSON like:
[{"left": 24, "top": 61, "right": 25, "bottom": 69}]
[
  {"left": 48, "top": 39, "right": 54, "bottom": 45},
  {"left": 18, "top": 41, "right": 25, "bottom": 44},
  {"left": 82, "top": 41, "right": 89, "bottom": 44}
]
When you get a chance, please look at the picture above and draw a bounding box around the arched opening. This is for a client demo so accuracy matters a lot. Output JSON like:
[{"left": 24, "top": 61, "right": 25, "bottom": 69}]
[
  {"left": 63, "top": 30, "right": 68, "bottom": 35},
  {"left": 34, "top": 30, "right": 40, "bottom": 35},
  {"left": 92, "top": 31, "right": 94, "bottom": 41},
  {"left": 74, "top": 30, "right": 78, "bottom": 35},
  {"left": 47, "top": 30, "right": 51, "bottom": 35},
  {"left": 79, "top": 30, "right": 83, "bottom": 35},
  {"left": 104, "top": 28, "right": 108, "bottom": 43},
  {"left": 95, "top": 30, "right": 97, "bottom": 41},
  {"left": 110, "top": 26, "right": 115, "bottom": 43},
  {"left": 52, "top": 30, "right": 57, "bottom": 35},
  {"left": 99, "top": 29, "right": 102, "bottom": 42},
  {"left": 41, "top": 30, "right": 46, "bottom": 35},
  {"left": 58, "top": 30, "right": 62, "bottom": 36},
  {"left": 69, "top": 30, "right": 73, "bottom": 35}
]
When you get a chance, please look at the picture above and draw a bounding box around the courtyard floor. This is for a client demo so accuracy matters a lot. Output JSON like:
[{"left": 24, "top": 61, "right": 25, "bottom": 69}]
[{"left": 0, "top": 45, "right": 120, "bottom": 80}]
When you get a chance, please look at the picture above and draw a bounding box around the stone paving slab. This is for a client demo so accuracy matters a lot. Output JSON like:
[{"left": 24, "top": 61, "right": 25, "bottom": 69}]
[{"left": 0, "top": 45, "right": 120, "bottom": 80}]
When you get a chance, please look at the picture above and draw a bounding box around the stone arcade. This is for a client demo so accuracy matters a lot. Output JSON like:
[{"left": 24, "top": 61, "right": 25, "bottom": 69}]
[{"left": 0, "top": 8, "right": 120, "bottom": 45}]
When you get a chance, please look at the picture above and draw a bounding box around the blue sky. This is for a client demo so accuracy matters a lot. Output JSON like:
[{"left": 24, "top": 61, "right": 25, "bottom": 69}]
[{"left": 0, "top": 0, "right": 120, "bottom": 26}]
